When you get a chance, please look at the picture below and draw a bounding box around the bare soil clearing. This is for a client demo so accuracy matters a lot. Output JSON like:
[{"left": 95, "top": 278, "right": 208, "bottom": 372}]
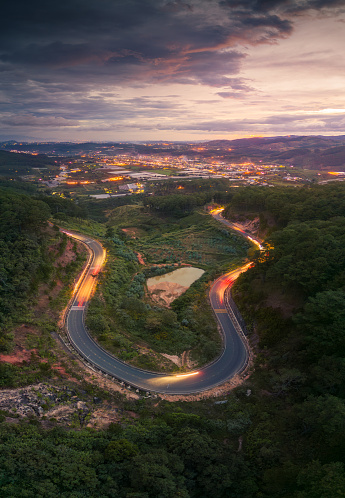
[
  {"left": 148, "top": 281, "right": 189, "bottom": 306},
  {"left": 135, "top": 251, "right": 146, "bottom": 265},
  {"left": 161, "top": 353, "right": 182, "bottom": 367}
]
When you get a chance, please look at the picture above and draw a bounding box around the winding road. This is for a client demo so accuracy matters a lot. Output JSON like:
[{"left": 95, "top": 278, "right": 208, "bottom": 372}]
[{"left": 63, "top": 213, "right": 261, "bottom": 394}]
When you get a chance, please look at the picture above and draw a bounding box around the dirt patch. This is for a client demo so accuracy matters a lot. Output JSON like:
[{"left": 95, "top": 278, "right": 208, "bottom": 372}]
[
  {"left": 6, "top": 324, "right": 40, "bottom": 352},
  {"left": 0, "top": 347, "right": 33, "bottom": 365},
  {"left": 161, "top": 353, "right": 182, "bottom": 367},
  {"left": 228, "top": 211, "right": 276, "bottom": 239},
  {"left": 182, "top": 350, "right": 198, "bottom": 369},
  {"left": 128, "top": 344, "right": 180, "bottom": 372},
  {"left": 148, "top": 281, "right": 188, "bottom": 306},
  {"left": 122, "top": 227, "right": 146, "bottom": 239},
  {"left": 0, "top": 340, "right": 79, "bottom": 382},
  {"left": 136, "top": 252, "right": 146, "bottom": 265},
  {"left": 86, "top": 407, "right": 120, "bottom": 428},
  {"left": 54, "top": 238, "right": 87, "bottom": 267},
  {"left": 122, "top": 228, "right": 137, "bottom": 238}
]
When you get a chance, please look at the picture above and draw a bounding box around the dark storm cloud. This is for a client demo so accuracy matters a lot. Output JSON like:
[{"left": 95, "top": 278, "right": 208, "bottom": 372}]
[
  {"left": 219, "top": 0, "right": 345, "bottom": 14},
  {"left": 0, "top": 0, "right": 339, "bottom": 73},
  {"left": 239, "top": 14, "right": 291, "bottom": 34},
  {"left": 288, "top": 0, "right": 345, "bottom": 13},
  {"left": 163, "top": 0, "right": 194, "bottom": 13},
  {"left": 0, "top": 0, "right": 329, "bottom": 83},
  {"left": 219, "top": 0, "right": 290, "bottom": 11},
  {"left": 2, "top": 42, "right": 104, "bottom": 68},
  {"left": 0, "top": 0, "right": 343, "bottom": 134},
  {"left": 0, "top": 0, "right": 294, "bottom": 80}
]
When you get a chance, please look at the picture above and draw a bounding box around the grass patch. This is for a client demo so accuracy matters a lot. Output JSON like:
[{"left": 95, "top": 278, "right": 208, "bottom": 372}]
[
  {"left": 149, "top": 168, "right": 176, "bottom": 176},
  {"left": 110, "top": 206, "right": 250, "bottom": 267},
  {"left": 55, "top": 217, "right": 106, "bottom": 237}
]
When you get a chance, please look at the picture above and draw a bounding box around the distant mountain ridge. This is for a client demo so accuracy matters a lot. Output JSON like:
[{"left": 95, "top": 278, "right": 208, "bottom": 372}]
[
  {"left": 205, "top": 136, "right": 345, "bottom": 170},
  {"left": 2, "top": 135, "right": 345, "bottom": 170}
]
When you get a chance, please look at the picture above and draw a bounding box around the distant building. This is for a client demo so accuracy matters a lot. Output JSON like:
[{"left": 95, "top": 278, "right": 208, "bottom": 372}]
[{"left": 127, "top": 183, "right": 139, "bottom": 191}]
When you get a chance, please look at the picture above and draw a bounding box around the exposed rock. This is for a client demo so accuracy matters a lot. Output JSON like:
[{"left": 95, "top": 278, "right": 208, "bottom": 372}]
[
  {"left": 0, "top": 383, "right": 124, "bottom": 427},
  {"left": 77, "top": 401, "right": 89, "bottom": 412},
  {"left": 30, "top": 405, "right": 44, "bottom": 416}
]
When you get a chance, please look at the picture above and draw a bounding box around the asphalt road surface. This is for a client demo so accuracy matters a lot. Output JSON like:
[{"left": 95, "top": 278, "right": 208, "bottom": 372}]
[
  {"left": 212, "top": 211, "right": 263, "bottom": 249},
  {"left": 63, "top": 216, "right": 256, "bottom": 394}
]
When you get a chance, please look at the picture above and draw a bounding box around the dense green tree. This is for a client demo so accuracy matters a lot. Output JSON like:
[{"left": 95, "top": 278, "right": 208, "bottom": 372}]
[
  {"left": 296, "top": 461, "right": 345, "bottom": 498},
  {"left": 294, "top": 290, "right": 345, "bottom": 358},
  {"left": 0, "top": 190, "right": 51, "bottom": 339}
]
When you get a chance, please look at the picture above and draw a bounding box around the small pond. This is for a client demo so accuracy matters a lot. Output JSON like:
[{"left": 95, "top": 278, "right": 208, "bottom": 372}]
[{"left": 147, "top": 267, "right": 205, "bottom": 288}]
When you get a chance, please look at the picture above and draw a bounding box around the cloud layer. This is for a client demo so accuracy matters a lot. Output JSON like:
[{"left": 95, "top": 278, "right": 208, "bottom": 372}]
[{"left": 0, "top": 0, "right": 344, "bottom": 139}]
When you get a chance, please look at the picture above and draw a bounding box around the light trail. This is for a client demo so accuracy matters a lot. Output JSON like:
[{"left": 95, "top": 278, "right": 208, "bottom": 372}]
[
  {"left": 247, "top": 236, "right": 263, "bottom": 250},
  {"left": 174, "top": 371, "right": 200, "bottom": 378}
]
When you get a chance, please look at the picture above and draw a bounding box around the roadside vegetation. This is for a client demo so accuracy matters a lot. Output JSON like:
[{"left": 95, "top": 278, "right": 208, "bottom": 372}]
[
  {"left": 0, "top": 187, "right": 87, "bottom": 387},
  {"left": 2, "top": 179, "right": 345, "bottom": 496},
  {"left": 223, "top": 182, "right": 345, "bottom": 496}
]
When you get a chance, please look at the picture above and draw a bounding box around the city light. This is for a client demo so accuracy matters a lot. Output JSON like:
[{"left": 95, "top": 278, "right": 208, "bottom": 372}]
[{"left": 107, "top": 176, "right": 124, "bottom": 181}]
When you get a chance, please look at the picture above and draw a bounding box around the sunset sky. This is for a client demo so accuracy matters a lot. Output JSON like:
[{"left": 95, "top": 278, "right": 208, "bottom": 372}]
[{"left": 1, "top": 0, "right": 345, "bottom": 141}]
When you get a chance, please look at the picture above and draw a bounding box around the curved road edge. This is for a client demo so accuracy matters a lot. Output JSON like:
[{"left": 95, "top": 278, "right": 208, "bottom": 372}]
[{"left": 60, "top": 215, "right": 261, "bottom": 394}]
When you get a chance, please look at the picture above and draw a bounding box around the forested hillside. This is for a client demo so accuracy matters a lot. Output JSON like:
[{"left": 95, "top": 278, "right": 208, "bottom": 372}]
[
  {"left": 223, "top": 183, "right": 345, "bottom": 229},
  {"left": 0, "top": 188, "right": 86, "bottom": 338},
  {"left": 1, "top": 182, "right": 345, "bottom": 497},
  {"left": 0, "top": 150, "right": 58, "bottom": 177},
  {"left": 224, "top": 183, "right": 345, "bottom": 495},
  {"left": 0, "top": 191, "right": 51, "bottom": 337},
  {"left": 0, "top": 187, "right": 89, "bottom": 388}
]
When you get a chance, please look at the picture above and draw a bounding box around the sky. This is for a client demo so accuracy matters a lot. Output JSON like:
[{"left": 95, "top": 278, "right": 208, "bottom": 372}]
[{"left": 1, "top": 0, "right": 345, "bottom": 142}]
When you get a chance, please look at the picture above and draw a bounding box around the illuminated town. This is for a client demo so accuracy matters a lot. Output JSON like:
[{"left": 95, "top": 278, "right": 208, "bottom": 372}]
[{"left": 4, "top": 135, "right": 345, "bottom": 199}]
